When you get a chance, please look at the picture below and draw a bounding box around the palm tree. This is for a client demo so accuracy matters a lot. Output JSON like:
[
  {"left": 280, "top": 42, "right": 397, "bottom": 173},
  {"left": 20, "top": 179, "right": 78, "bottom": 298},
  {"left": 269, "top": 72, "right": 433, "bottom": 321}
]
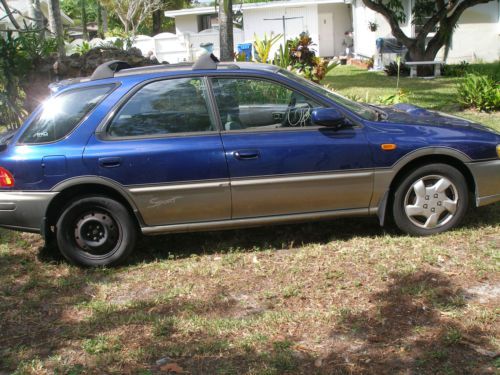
[
  {"left": 218, "top": 0, "right": 233, "bottom": 61},
  {"left": 81, "top": 0, "right": 88, "bottom": 40},
  {"left": 48, "top": 0, "right": 65, "bottom": 57},
  {"left": 30, "top": 0, "right": 45, "bottom": 39}
]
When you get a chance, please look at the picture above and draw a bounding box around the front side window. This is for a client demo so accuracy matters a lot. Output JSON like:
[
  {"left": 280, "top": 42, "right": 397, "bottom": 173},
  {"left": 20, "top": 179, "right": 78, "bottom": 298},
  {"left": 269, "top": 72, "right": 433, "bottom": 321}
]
[
  {"left": 107, "top": 77, "right": 215, "bottom": 138},
  {"left": 19, "top": 85, "right": 113, "bottom": 144},
  {"left": 211, "top": 78, "right": 323, "bottom": 131},
  {"left": 278, "top": 69, "right": 378, "bottom": 121}
]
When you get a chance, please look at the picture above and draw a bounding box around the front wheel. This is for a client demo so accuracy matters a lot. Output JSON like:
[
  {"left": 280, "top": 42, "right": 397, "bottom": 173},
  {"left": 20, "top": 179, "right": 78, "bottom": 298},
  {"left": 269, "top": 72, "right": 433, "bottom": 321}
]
[
  {"left": 392, "top": 164, "right": 469, "bottom": 236},
  {"left": 56, "top": 196, "right": 137, "bottom": 267}
]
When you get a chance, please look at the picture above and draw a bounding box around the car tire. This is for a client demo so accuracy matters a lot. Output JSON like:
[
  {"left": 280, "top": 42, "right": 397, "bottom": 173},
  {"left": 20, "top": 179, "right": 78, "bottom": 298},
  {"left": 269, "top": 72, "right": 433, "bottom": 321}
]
[
  {"left": 56, "top": 196, "right": 137, "bottom": 267},
  {"left": 392, "top": 164, "right": 469, "bottom": 236}
]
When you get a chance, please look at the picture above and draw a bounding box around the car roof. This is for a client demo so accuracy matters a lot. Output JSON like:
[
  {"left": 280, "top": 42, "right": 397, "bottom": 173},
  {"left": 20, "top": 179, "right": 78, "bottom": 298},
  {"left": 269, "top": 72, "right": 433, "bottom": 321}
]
[{"left": 49, "top": 59, "right": 281, "bottom": 94}]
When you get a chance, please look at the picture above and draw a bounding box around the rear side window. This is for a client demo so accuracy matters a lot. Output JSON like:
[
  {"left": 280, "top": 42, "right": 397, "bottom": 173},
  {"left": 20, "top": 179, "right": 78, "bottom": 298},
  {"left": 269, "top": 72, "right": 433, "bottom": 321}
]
[
  {"left": 19, "top": 85, "right": 114, "bottom": 144},
  {"left": 106, "top": 77, "right": 216, "bottom": 138}
]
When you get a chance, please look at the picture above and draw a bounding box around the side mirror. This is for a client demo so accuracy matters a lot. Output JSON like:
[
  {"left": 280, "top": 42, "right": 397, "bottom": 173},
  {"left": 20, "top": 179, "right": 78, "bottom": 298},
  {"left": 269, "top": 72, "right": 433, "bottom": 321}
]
[{"left": 311, "top": 108, "right": 345, "bottom": 129}]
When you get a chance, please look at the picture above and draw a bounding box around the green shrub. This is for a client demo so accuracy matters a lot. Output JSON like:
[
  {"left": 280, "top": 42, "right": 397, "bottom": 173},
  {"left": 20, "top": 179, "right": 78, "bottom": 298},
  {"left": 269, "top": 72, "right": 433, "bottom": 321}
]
[
  {"left": 377, "top": 89, "right": 410, "bottom": 105},
  {"left": 442, "top": 61, "right": 469, "bottom": 77},
  {"left": 384, "top": 61, "right": 410, "bottom": 77},
  {"left": 457, "top": 73, "right": 500, "bottom": 111}
]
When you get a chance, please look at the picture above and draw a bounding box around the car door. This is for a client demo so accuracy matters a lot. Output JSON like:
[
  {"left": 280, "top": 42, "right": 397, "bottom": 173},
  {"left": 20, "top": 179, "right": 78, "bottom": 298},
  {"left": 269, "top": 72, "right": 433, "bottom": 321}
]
[
  {"left": 210, "top": 76, "right": 373, "bottom": 219},
  {"left": 83, "top": 76, "right": 231, "bottom": 227}
]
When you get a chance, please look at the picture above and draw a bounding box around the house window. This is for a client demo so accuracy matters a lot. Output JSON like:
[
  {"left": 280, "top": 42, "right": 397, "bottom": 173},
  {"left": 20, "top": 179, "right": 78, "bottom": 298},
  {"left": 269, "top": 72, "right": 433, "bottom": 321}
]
[
  {"left": 198, "top": 14, "right": 218, "bottom": 31},
  {"left": 410, "top": 0, "right": 437, "bottom": 36}
]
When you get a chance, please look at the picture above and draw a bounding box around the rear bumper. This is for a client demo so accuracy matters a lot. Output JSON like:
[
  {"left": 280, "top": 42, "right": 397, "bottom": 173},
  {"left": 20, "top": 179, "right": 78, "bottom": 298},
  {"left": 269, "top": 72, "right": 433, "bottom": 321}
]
[
  {"left": 0, "top": 191, "right": 57, "bottom": 233},
  {"left": 467, "top": 160, "right": 500, "bottom": 207}
]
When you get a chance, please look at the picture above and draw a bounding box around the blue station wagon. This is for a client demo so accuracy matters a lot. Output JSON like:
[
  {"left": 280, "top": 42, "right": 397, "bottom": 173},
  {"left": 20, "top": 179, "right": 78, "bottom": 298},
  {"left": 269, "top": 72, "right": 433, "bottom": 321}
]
[{"left": 0, "top": 55, "right": 499, "bottom": 266}]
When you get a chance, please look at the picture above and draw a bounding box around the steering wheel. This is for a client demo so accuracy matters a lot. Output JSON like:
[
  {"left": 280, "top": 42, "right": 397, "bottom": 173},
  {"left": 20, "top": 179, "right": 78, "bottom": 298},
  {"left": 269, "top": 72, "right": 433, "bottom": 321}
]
[{"left": 282, "top": 93, "right": 313, "bottom": 127}]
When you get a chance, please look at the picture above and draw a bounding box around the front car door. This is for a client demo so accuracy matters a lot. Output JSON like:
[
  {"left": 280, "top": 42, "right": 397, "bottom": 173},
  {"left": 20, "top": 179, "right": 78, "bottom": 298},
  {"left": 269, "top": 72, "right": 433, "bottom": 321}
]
[
  {"left": 84, "top": 76, "right": 231, "bottom": 227},
  {"left": 210, "top": 75, "right": 373, "bottom": 219}
]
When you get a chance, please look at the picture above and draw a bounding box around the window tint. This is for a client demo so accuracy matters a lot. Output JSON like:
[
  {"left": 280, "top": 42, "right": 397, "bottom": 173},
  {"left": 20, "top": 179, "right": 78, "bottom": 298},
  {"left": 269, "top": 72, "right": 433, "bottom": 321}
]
[
  {"left": 211, "top": 78, "right": 322, "bottom": 131},
  {"left": 107, "top": 78, "right": 215, "bottom": 138},
  {"left": 19, "top": 85, "right": 113, "bottom": 144}
]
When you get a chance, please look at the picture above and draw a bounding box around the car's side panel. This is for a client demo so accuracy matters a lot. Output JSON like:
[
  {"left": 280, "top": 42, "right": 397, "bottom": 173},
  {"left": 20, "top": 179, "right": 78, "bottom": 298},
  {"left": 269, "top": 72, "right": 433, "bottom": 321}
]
[
  {"left": 83, "top": 134, "right": 231, "bottom": 226},
  {"left": 220, "top": 128, "right": 374, "bottom": 218}
]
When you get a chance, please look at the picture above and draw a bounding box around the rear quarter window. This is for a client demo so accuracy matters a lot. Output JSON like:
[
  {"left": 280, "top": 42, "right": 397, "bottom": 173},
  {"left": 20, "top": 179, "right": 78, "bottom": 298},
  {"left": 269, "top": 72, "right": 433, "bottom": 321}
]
[{"left": 19, "top": 85, "right": 114, "bottom": 144}]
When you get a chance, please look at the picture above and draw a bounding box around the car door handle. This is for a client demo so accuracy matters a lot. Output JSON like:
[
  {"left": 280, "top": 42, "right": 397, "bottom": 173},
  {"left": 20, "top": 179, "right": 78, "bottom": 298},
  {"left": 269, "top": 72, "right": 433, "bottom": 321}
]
[
  {"left": 233, "top": 150, "right": 260, "bottom": 160},
  {"left": 98, "top": 157, "right": 122, "bottom": 168}
]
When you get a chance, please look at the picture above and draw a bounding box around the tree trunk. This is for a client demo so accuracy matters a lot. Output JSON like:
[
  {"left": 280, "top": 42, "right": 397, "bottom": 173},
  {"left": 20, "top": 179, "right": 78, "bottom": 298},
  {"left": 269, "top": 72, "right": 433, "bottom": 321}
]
[
  {"left": 81, "top": 0, "right": 88, "bottom": 40},
  {"left": 218, "top": 0, "right": 234, "bottom": 61},
  {"left": 97, "top": 2, "right": 103, "bottom": 38},
  {"left": 101, "top": 6, "right": 108, "bottom": 34},
  {"left": 152, "top": 9, "right": 163, "bottom": 35},
  {"left": 0, "top": 0, "right": 21, "bottom": 30},
  {"left": 48, "top": 0, "right": 65, "bottom": 58},
  {"left": 30, "top": 0, "right": 45, "bottom": 39}
]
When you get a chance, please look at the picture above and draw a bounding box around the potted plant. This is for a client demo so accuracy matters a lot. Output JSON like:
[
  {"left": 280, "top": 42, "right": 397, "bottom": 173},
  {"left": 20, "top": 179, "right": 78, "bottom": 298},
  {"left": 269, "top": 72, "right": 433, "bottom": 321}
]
[{"left": 368, "top": 21, "right": 378, "bottom": 32}]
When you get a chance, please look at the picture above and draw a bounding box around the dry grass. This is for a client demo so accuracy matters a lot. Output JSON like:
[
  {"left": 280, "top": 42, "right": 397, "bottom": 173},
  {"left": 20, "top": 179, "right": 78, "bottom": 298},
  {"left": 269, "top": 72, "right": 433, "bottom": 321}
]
[{"left": 0, "top": 203, "right": 498, "bottom": 374}]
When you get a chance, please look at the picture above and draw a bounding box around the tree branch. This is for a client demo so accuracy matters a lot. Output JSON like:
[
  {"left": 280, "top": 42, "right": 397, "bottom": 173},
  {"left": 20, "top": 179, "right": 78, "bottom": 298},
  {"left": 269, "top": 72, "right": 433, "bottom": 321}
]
[
  {"left": 0, "top": 0, "right": 21, "bottom": 30},
  {"left": 416, "top": 2, "right": 449, "bottom": 44},
  {"left": 425, "top": 0, "right": 492, "bottom": 59},
  {"left": 361, "top": 0, "right": 414, "bottom": 47}
]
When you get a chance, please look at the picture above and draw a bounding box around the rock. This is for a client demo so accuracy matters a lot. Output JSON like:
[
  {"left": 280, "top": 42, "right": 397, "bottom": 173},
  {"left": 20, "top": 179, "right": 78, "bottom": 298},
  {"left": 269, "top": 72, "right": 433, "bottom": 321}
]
[{"left": 156, "top": 356, "right": 172, "bottom": 366}]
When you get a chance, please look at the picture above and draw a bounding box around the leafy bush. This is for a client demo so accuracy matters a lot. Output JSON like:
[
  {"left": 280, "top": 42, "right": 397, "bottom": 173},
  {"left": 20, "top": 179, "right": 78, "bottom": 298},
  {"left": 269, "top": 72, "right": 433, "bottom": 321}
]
[
  {"left": 75, "top": 41, "right": 92, "bottom": 56},
  {"left": 0, "top": 33, "right": 30, "bottom": 129},
  {"left": 253, "top": 33, "right": 282, "bottom": 63},
  {"left": 275, "top": 32, "right": 337, "bottom": 82},
  {"left": 456, "top": 73, "right": 500, "bottom": 111},
  {"left": 441, "top": 60, "right": 469, "bottom": 77},
  {"left": 384, "top": 61, "right": 410, "bottom": 77},
  {"left": 443, "top": 61, "right": 500, "bottom": 81},
  {"left": 273, "top": 42, "right": 292, "bottom": 69},
  {"left": 377, "top": 89, "right": 410, "bottom": 105}
]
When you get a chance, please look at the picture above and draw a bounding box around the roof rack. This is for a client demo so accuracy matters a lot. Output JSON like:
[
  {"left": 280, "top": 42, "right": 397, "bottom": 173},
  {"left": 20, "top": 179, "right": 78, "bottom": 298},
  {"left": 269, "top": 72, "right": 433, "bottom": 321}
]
[{"left": 90, "top": 54, "right": 247, "bottom": 81}]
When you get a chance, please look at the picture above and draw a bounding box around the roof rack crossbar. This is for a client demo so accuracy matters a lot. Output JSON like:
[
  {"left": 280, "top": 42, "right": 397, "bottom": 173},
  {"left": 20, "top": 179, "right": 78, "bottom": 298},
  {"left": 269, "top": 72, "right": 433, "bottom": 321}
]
[{"left": 91, "top": 60, "right": 132, "bottom": 81}]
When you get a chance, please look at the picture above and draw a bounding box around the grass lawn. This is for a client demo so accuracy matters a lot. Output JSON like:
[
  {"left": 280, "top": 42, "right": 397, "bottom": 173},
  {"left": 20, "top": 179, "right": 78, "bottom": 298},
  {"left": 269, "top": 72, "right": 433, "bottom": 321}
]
[
  {"left": 0, "top": 67, "right": 499, "bottom": 375},
  {"left": 323, "top": 65, "right": 500, "bottom": 131}
]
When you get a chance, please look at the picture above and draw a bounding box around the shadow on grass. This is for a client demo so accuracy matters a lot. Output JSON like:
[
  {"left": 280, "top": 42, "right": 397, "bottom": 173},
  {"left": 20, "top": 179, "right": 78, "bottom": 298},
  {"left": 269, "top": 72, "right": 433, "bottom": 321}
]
[
  {"left": 127, "top": 202, "right": 499, "bottom": 265},
  {"left": 35, "top": 203, "right": 499, "bottom": 266},
  {"left": 1, "top": 205, "right": 497, "bottom": 373}
]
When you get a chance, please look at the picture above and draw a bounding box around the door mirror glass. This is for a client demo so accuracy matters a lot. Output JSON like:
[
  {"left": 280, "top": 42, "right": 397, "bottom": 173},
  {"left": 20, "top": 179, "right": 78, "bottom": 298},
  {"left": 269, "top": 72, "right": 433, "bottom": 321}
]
[{"left": 311, "top": 108, "right": 345, "bottom": 129}]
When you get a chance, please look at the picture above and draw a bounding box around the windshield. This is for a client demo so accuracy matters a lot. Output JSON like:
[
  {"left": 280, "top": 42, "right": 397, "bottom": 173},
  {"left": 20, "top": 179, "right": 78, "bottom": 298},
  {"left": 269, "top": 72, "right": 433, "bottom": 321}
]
[{"left": 278, "top": 69, "right": 379, "bottom": 121}]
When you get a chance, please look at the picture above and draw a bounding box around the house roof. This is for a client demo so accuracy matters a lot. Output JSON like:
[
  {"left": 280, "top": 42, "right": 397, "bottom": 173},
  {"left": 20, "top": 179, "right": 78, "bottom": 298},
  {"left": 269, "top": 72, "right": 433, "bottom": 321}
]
[
  {"left": 0, "top": 0, "right": 73, "bottom": 28},
  {"left": 165, "top": 0, "right": 348, "bottom": 18}
]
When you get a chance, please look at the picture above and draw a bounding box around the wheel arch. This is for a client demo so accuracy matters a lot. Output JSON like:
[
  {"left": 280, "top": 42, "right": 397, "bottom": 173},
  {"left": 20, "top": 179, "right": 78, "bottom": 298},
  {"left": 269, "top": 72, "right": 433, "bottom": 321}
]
[
  {"left": 44, "top": 177, "right": 143, "bottom": 240},
  {"left": 388, "top": 154, "right": 476, "bottom": 197},
  {"left": 375, "top": 148, "right": 476, "bottom": 226}
]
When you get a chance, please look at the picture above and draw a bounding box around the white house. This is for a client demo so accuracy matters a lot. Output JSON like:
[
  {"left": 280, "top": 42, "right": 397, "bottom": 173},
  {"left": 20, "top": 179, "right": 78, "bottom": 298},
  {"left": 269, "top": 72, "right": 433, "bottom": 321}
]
[
  {"left": 165, "top": 0, "right": 500, "bottom": 63},
  {"left": 0, "top": 0, "right": 73, "bottom": 32},
  {"left": 352, "top": 0, "right": 500, "bottom": 63},
  {"left": 165, "top": 0, "right": 352, "bottom": 58}
]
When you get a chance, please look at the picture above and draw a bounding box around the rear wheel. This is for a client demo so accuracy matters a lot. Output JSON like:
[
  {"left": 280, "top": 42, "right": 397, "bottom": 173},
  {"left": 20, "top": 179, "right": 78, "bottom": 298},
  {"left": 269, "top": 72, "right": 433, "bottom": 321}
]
[
  {"left": 392, "top": 164, "right": 469, "bottom": 236},
  {"left": 56, "top": 196, "right": 137, "bottom": 266}
]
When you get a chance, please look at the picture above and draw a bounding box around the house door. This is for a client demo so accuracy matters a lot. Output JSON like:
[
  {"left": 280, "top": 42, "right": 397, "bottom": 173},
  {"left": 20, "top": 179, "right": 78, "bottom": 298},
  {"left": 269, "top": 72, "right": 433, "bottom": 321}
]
[{"left": 318, "top": 13, "right": 334, "bottom": 57}]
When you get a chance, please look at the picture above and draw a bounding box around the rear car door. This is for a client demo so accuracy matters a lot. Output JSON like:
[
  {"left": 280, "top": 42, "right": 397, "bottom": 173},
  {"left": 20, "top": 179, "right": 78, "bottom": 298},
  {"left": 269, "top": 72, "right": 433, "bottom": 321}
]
[
  {"left": 83, "top": 76, "right": 231, "bottom": 227},
  {"left": 210, "top": 76, "right": 373, "bottom": 219}
]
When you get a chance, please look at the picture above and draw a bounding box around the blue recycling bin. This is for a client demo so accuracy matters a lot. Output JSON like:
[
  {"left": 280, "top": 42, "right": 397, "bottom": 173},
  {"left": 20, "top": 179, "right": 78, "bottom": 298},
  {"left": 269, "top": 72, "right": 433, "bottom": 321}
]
[{"left": 237, "top": 43, "right": 253, "bottom": 61}]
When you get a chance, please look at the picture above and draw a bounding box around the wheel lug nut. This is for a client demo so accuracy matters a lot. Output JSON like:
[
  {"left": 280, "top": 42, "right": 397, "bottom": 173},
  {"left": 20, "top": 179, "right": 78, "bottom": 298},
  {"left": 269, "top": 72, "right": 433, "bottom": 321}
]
[
  {"left": 431, "top": 208, "right": 435, "bottom": 212},
  {"left": 437, "top": 201, "right": 442, "bottom": 206},
  {"left": 425, "top": 195, "right": 429, "bottom": 200},
  {"left": 423, "top": 204, "right": 428, "bottom": 209}
]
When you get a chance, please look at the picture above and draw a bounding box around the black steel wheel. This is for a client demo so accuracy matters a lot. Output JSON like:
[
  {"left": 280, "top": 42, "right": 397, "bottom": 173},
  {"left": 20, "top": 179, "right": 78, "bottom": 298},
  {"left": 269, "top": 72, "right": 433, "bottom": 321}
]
[{"left": 56, "top": 196, "right": 137, "bottom": 266}]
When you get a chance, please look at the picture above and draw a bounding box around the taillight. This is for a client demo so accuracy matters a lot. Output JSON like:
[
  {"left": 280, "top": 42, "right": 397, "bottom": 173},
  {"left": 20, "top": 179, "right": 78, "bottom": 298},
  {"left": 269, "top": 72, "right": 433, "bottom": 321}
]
[{"left": 0, "top": 167, "right": 14, "bottom": 187}]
